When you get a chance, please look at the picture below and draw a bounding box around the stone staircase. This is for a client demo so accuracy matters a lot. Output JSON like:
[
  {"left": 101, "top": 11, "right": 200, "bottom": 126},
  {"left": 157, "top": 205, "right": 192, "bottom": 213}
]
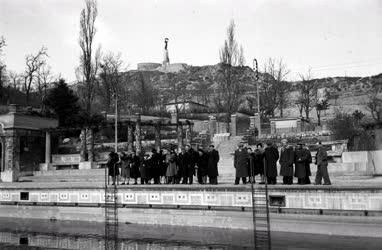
[
  {"left": 19, "top": 169, "right": 106, "bottom": 183},
  {"left": 216, "top": 136, "right": 244, "bottom": 184}
]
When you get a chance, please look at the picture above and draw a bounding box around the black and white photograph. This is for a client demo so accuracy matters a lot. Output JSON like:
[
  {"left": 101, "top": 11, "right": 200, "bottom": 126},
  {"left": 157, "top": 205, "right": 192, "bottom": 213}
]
[{"left": 0, "top": 0, "right": 381, "bottom": 249}]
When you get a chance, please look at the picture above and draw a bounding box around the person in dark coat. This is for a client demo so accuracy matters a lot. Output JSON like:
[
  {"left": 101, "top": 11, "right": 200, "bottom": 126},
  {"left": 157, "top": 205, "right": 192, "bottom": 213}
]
[
  {"left": 120, "top": 152, "right": 131, "bottom": 185},
  {"left": 304, "top": 146, "right": 312, "bottom": 184},
  {"left": 207, "top": 145, "right": 219, "bottom": 185},
  {"left": 130, "top": 151, "right": 140, "bottom": 185},
  {"left": 247, "top": 147, "right": 256, "bottom": 183},
  {"left": 140, "top": 154, "right": 150, "bottom": 184},
  {"left": 254, "top": 143, "right": 265, "bottom": 184},
  {"left": 150, "top": 149, "right": 161, "bottom": 184},
  {"left": 279, "top": 139, "right": 295, "bottom": 185},
  {"left": 196, "top": 149, "right": 209, "bottom": 184},
  {"left": 294, "top": 143, "right": 308, "bottom": 184},
  {"left": 314, "top": 141, "right": 331, "bottom": 185},
  {"left": 183, "top": 145, "right": 197, "bottom": 184},
  {"left": 264, "top": 142, "right": 279, "bottom": 185},
  {"left": 107, "top": 152, "right": 120, "bottom": 185},
  {"left": 159, "top": 149, "right": 167, "bottom": 184},
  {"left": 234, "top": 143, "right": 249, "bottom": 184},
  {"left": 177, "top": 148, "right": 187, "bottom": 184}
]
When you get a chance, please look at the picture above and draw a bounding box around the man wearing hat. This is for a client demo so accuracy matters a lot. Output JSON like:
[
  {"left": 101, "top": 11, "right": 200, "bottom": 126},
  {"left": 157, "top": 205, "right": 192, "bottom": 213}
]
[
  {"left": 264, "top": 141, "right": 279, "bottom": 185},
  {"left": 279, "top": 139, "right": 295, "bottom": 185},
  {"left": 294, "top": 142, "right": 308, "bottom": 184},
  {"left": 234, "top": 143, "right": 249, "bottom": 184}
]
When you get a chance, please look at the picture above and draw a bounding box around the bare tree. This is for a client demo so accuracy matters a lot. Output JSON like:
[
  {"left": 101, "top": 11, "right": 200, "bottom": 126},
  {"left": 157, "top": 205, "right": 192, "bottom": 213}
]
[
  {"left": 37, "top": 65, "right": 53, "bottom": 102},
  {"left": 78, "top": 0, "right": 99, "bottom": 113},
  {"left": 8, "top": 71, "right": 22, "bottom": 90},
  {"left": 23, "top": 46, "right": 48, "bottom": 105},
  {"left": 0, "top": 36, "right": 6, "bottom": 99},
  {"left": 215, "top": 19, "right": 246, "bottom": 130},
  {"left": 262, "top": 58, "right": 291, "bottom": 117},
  {"left": 296, "top": 69, "right": 318, "bottom": 120},
  {"left": 99, "top": 51, "right": 125, "bottom": 112}
]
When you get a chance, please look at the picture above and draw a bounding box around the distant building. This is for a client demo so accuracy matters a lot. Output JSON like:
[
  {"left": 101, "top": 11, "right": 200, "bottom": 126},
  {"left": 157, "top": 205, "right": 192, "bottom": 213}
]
[{"left": 165, "top": 101, "right": 208, "bottom": 113}]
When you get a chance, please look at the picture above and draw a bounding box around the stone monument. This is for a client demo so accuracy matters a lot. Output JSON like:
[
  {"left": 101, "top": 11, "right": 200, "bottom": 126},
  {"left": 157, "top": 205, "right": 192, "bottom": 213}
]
[{"left": 163, "top": 38, "right": 170, "bottom": 67}]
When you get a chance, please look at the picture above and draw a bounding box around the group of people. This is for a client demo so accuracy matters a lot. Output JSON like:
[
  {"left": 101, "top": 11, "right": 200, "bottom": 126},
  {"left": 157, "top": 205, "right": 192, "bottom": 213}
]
[
  {"left": 106, "top": 144, "right": 220, "bottom": 185},
  {"left": 234, "top": 139, "right": 331, "bottom": 185}
]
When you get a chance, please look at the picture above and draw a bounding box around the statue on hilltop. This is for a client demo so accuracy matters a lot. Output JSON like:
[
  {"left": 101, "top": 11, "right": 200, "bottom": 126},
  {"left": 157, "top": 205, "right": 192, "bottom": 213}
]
[{"left": 163, "top": 38, "right": 170, "bottom": 67}]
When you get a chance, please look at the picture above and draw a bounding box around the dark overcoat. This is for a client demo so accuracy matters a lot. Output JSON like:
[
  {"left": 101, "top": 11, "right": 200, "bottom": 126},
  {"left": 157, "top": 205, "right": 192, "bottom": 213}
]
[
  {"left": 140, "top": 158, "right": 150, "bottom": 179},
  {"left": 234, "top": 148, "right": 249, "bottom": 177},
  {"left": 207, "top": 149, "right": 220, "bottom": 177},
  {"left": 150, "top": 152, "right": 161, "bottom": 178},
  {"left": 177, "top": 152, "right": 187, "bottom": 178},
  {"left": 130, "top": 155, "right": 141, "bottom": 179},
  {"left": 197, "top": 152, "right": 209, "bottom": 176},
  {"left": 279, "top": 146, "right": 295, "bottom": 177},
  {"left": 248, "top": 153, "right": 255, "bottom": 176},
  {"left": 253, "top": 149, "right": 265, "bottom": 175},
  {"left": 107, "top": 153, "right": 120, "bottom": 177},
  {"left": 305, "top": 148, "right": 312, "bottom": 176},
  {"left": 294, "top": 148, "right": 308, "bottom": 178},
  {"left": 264, "top": 146, "right": 279, "bottom": 178},
  {"left": 184, "top": 149, "right": 197, "bottom": 177}
]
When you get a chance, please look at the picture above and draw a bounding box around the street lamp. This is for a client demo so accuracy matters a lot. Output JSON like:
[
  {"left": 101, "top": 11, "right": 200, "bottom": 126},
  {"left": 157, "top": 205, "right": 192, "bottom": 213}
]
[
  {"left": 113, "top": 92, "right": 118, "bottom": 153},
  {"left": 253, "top": 58, "right": 261, "bottom": 137}
]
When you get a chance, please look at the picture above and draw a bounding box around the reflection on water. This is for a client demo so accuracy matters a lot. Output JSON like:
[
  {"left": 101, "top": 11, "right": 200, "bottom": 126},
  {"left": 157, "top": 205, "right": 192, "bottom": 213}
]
[
  {"left": 0, "top": 231, "right": 245, "bottom": 249},
  {"left": 0, "top": 218, "right": 254, "bottom": 249}
]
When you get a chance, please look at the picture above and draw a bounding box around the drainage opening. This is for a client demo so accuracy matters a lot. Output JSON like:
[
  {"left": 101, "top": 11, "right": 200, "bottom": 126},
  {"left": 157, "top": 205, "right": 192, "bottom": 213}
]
[
  {"left": 269, "top": 195, "right": 286, "bottom": 207},
  {"left": 20, "top": 192, "right": 29, "bottom": 201},
  {"left": 19, "top": 237, "right": 28, "bottom": 245}
]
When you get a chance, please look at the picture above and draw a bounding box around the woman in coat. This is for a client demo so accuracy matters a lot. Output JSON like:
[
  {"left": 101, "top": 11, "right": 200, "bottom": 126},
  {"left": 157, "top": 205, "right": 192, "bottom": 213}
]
[
  {"left": 107, "top": 152, "right": 120, "bottom": 185},
  {"left": 165, "top": 149, "right": 177, "bottom": 184},
  {"left": 196, "top": 149, "right": 209, "bottom": 184},
  {"left": 130, "top": 151, "right": 140, "bottom": 185},
  {"left": 234, "top": 143, "right": 249, "bottom": 184},
  {"left": 140, "top": 154, "right": 150, "bottom": 184},
  {"left": 264, "top": 142, "right": 279, "bottom": 185},
  {"left": 120, "top": 152, "right": 131, "bottom": 185}
]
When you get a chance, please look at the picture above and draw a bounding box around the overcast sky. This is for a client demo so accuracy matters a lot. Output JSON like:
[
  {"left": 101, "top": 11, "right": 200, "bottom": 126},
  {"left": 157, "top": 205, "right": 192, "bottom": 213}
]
[{"left": 1, "top": 0, "right": 382, "bottom": 81}]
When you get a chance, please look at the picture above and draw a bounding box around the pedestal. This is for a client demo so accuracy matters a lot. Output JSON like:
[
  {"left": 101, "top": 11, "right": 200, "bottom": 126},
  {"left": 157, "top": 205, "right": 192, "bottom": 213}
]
[{"left": 230, "top": 114, "right": 237, "bottom": 136}]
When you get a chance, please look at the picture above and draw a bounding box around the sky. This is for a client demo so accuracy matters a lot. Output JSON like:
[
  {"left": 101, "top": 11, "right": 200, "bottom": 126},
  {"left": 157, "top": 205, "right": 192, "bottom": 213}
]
[{"left": 1, "top": 0, "right": 382, "bottom": 81}]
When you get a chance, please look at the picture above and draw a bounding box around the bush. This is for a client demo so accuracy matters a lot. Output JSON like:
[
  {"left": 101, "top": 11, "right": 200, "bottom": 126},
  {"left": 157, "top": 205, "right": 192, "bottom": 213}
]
[{"left": 328, "top": 111, "right": 375, "bottom": 151}]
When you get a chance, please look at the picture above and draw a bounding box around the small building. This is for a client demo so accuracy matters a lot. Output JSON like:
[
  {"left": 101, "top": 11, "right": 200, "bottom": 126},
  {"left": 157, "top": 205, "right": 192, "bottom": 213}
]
[
  {"left": 269, "top": 117, "right": 303, "bottom": 135},
  {"left": 0, "top": 104, "right": 58, "bottom": 182},
  {"left": 165, "top": 101, "right": 208, "bottom": 113}
]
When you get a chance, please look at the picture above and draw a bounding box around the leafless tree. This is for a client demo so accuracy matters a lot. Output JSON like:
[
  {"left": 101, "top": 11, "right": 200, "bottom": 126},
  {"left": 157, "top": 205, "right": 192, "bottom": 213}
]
[
  {"left": 296, "top": 69, "right": 318, "bottom": 120},
  {"left": 0, "top": 36, "right": 6, "bottom": 98},
  {"left": 99, "top": 51, "right": 125, "bottom": 112},
  {"left": 262, "top": 58, "right": 291, "bottom": 117},
  {"left": 78, "top": 0, "right": 100, "bottom": 113},
  {"left": 37, "top": 65, "right": 53, "bottom": 102},
  {"left": 8, "top": 71, "right": 21, "bottom": 90},
  {"left": 215, "top": 19, "right": 246, "bottom": 130},
  {"left": 23, "top": 46, "right": 48, "bottom": 105}
]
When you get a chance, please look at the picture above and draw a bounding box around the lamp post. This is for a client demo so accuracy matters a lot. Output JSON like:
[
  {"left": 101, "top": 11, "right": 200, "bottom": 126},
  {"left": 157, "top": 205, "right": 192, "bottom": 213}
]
[
  {"left": 253, "top": 58, "right": 261, "bottom": 137},
  {"left": 113, "top": 93, "right": 118, "bottom": 153}
]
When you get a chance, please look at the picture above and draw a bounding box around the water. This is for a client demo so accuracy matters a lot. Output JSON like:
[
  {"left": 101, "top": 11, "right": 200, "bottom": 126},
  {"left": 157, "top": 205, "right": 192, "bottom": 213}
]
[{"left": 0, "top": 218, "right": 381, "bottom": 249}]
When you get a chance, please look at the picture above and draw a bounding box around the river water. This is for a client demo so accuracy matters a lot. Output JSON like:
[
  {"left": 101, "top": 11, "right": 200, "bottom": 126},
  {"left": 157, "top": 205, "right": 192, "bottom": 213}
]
[{"left": 0, "top": 218, "right": 381, "bottom": 249}]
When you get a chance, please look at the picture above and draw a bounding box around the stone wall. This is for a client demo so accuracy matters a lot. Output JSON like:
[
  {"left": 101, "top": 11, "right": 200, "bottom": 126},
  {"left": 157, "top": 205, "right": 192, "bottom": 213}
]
[{"left": 0, "top": 186, "right": 381, "bottom": 211}]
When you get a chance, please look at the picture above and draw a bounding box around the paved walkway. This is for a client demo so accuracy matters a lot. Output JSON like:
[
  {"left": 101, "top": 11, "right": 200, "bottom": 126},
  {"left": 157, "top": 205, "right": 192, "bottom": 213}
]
[{"left": 1, "top": 176, "right": 382, "bottom": 190}]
